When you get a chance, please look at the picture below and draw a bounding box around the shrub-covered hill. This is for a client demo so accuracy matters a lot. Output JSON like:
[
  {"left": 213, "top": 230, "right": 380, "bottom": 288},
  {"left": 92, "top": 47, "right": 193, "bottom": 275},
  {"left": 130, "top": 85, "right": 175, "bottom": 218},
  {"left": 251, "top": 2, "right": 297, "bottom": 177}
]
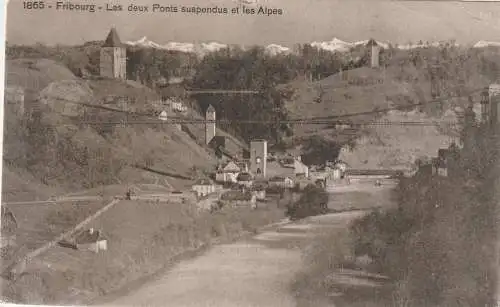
[{"left": 2, "top": 58, "right": 225, "bottom": 198}]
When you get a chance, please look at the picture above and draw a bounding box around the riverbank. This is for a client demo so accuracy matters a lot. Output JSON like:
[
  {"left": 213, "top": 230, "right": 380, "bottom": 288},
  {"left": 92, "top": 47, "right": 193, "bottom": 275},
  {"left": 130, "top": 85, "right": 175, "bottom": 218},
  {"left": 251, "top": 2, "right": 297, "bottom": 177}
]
[
  {"left": 101, "top": 211, "right": 368, "bottom": 307},
  {"left": 2, "top": 201, "right": 286, "bottom": 305}
]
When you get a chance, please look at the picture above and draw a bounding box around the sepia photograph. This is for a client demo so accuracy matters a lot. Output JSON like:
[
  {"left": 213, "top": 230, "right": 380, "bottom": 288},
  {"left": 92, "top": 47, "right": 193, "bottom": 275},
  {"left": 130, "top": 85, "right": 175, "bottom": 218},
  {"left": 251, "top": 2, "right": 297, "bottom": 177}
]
[{"left": 2, "top": 0, "right": 500, "bottom": 305}]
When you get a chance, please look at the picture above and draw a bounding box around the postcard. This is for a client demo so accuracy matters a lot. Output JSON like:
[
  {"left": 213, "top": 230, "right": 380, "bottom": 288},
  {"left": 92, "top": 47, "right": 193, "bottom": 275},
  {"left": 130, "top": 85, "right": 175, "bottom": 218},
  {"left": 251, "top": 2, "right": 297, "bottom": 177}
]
[{"left": 2, "top": 0, "right": 500, "bottom": 306}]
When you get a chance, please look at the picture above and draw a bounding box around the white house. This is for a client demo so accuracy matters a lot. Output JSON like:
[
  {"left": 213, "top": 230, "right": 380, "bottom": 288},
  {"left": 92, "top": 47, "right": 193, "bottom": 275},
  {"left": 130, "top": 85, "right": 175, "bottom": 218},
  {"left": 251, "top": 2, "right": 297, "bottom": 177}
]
[
  {"left": 192, "top": 179, "right": 217, "bottom": 197},
  {"left": 158, "top": 110, "right": 168, "bottom": 121},
  {"left": 168, "top": 98, "right": 187, "bottom": 113},
  {"left": 268, "top": 176, "right": 294, "bottom": 189},
  {"left": 294, "top": 156, "right": 309, "bottom": 178},
  {"left": 74, "top": 228, "right": 107, "bottom": 253},
  {"left": 215, "top": 161, "right": 241, "bottom": 183}
]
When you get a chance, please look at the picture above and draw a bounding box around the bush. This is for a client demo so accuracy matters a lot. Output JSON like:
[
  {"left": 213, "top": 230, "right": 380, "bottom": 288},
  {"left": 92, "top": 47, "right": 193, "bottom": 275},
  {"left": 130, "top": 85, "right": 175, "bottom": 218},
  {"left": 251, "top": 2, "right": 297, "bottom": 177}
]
[{"left": 285, "top": 184, "right": 328, "bottom": 220}]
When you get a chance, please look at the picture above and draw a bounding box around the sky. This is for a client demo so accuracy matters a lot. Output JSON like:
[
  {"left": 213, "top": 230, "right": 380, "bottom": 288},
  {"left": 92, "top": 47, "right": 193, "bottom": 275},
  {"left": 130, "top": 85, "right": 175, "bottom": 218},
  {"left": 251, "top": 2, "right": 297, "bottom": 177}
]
[{"left": 5, "top": 0, "right": 500, "bottom": 47}]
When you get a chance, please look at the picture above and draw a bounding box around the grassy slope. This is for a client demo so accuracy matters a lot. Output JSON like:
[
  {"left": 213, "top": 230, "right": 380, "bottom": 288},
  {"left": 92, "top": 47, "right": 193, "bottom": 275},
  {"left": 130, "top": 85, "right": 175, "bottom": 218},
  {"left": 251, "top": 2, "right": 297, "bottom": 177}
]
[{"left": 3, "top": 58, "right": 225, "bottom": 194}]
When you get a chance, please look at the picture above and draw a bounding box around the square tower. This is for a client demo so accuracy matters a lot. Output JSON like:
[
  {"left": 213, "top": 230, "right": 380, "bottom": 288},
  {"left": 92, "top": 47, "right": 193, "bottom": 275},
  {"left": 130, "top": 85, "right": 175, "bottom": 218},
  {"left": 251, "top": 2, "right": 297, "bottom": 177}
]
[
  {"left": 489, "top": 84, "right": 500, "bottom": 127},
  {"left": 205, "top": 105, "right": 216, "bottom": 145},
  {"left": 250, "top": 140, "right": 268, "bottom": 177},
  {"left": 367, "top": 39, "right": 380, "bottom": 68},
  {"left": 100, "top": 28, "right": 127, "bottom": 80}
]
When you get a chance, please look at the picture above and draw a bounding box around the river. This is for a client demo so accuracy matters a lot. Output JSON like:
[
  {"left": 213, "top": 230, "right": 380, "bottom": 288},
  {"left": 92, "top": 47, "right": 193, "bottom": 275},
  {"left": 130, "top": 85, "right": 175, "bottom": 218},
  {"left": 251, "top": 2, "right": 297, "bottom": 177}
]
[{"left": 99, "top": 179, "right": 398, "bottom": 307}]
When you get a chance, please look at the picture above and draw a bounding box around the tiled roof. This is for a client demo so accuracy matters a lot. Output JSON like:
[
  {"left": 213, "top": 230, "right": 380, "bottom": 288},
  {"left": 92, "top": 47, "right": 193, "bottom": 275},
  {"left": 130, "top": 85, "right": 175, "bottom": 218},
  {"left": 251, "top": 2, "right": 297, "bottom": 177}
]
[{"left": 102, "top": 28, "right": 124, "bottom": 47}]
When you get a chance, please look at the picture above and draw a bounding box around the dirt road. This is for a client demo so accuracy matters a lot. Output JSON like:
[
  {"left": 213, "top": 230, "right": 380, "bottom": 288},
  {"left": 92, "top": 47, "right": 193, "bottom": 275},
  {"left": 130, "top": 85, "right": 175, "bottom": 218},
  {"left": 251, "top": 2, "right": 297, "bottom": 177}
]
[{"left": 100, "top": 211, "right": 367, "bottom": 307}]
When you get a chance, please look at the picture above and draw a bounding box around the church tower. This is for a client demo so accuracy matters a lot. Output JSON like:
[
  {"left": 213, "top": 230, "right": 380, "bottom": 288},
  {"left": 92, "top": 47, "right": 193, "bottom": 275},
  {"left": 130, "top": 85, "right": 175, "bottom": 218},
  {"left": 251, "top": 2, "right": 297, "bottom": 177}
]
[
  {"left": 205, "top": 105, "right": 216, "bottom": 145},
  {"left": 367, "top": 39, "right": 380, "bottom": 68},
  {"left": 100, "top": 28, "right": 127, "bottom": 80}
]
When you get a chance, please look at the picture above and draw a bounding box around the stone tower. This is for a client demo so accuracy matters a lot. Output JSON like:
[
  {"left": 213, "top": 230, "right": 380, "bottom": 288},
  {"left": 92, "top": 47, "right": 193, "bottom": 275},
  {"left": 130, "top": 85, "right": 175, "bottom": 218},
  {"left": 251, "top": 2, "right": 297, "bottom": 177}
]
[
  {"left": 100, "top": 28, "right": 127, "bottom": 79},
  {"left": 250, "top": 139, "right": 268, "bottom": 178},
  {"left": 367, "top": 39, "right": 380, "bottom": 68},
  {"left": 488, "top": 84, "right": 500, "bottom": 127},
  {"left": 205, "top": 105, "right": 216, "bottom": 145}
]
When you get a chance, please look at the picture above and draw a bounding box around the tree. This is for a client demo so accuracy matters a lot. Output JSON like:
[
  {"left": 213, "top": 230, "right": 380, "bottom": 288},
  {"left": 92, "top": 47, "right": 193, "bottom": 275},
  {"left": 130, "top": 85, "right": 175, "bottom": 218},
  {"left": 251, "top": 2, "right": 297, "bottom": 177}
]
[
  {"left": 286, "top": 184, "right": 329, "bottom": 220},
  {"left": 301, "top": 135, "right": 341, "bottom": 166}
]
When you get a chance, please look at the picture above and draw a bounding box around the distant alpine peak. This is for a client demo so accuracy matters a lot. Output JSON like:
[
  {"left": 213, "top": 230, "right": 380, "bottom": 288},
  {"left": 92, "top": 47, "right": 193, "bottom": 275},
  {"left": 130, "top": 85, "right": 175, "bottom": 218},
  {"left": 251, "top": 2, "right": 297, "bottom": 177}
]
[
  {"left": 125, "top": 36, "right": 497, "bottom": 56},
  {"left": 265, "top": 44, "right": 291, "bottom": 55},
  {"left": 125, "top": 37, "right": 227, "bottom": 54},
  {"left": 473, "top": 40, "right": 500, "bottom": 48}
]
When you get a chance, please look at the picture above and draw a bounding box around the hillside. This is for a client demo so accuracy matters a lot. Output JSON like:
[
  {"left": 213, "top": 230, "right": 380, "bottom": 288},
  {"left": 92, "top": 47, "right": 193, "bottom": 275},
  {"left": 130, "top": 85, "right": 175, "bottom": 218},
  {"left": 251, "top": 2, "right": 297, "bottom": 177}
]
[
  {"left": 337, "top": 109, "right": 462, "bottom": 170},
  {"left": 2, "top": 58, "right": 235, "bottom": 197},
  {"left": 282, "top": 46, "right": 497, "bottom": 169}
]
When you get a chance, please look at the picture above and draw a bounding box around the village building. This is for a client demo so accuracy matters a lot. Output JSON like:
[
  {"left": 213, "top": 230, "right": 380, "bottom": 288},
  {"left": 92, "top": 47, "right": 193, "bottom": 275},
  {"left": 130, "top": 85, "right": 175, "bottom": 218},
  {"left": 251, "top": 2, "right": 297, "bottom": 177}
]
[
  {"left": 237, "top": 172, "right": 254, "bottom": 188},
  {"left": 235, "top": 160, "right": 249, "bottom": 173},
  {"left": 161, "top": 97, "right": 187, "bottom": 113},
  {"left": 250, "top": 139, "right": 268, "bottom": 178},
  {"left": 434, "top": 146, "right": 458, "bottom": 177},
  {"left": 59, "top": 228, "right": 108, "bottom": 253},
  {"left": 192, "top": 178, "right": 219, "bottom": 197},
  {"left": 268, "top": 176, "right": 294, "bottom": 189},
  {"left": 215, "top": 161, "right": 241, "bottom": 183},
  {"left": 219, "top": 190, "right": 257, "bottom": 208},
  {"left": 100, "top": 28, "right": 127, "bottom": 80},
  {"left": 294, "top": 156, "right": 309, "bottom": 178},
  {"left": 158, "top": 110, "right": 168, "bottom": 121},
  {"left": 74, "top": 228, "right": 108, "bottom": 253}
]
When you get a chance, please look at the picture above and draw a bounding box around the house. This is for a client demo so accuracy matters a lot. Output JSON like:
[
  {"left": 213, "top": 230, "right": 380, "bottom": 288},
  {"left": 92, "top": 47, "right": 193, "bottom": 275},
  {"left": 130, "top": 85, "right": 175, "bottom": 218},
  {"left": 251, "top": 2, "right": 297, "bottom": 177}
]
[
  {"left": 71, "top": 228, "right": 108, "bottom": 253},
  {"left": 330, "top": 168, "right": 343, "bottom": 181},
  {"left": 171, "top": 100, "right": 188, "bottom": 113},
  {"left": 268, "top": 176, "right": 294, "bottom": 189},
  {"left": 281, "top": 157, "right": 295, "bottom": 168},
  {"left": 294, "top": 156, "right": 309, "bottom": 178},
  {"left": 436, "top": 149, "right": 450, "bottom": 177},
  {"left": 237, "top": 172, "right": 254, "bottom": 188},
  {"left": 252, "top": 182, "right": 267, "bottom": 201},
  {"left": 192, "top": 179, "right": 218, "bottom": 197},
  {"left": 220, "top": 190, "right": 257, "bottom": 208},
  {"left": 215, "top": 161, "right": 241, "bottom": 183},
  {"left": 235, "top": 160, "right": 249, "bottom": 173},
  {"left": 4, "top": 86, "right": 25, "bottom": 116},
  {"left": 158, "top": 110, "right": 168, "bottom": 121}
]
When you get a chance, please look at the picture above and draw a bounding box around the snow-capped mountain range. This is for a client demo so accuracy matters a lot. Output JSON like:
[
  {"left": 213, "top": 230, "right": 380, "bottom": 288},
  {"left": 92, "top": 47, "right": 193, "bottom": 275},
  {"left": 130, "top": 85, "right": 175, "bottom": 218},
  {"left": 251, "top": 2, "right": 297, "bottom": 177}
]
[{"left": 125, "top": 36, "right": 500, "bottom": 57}]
